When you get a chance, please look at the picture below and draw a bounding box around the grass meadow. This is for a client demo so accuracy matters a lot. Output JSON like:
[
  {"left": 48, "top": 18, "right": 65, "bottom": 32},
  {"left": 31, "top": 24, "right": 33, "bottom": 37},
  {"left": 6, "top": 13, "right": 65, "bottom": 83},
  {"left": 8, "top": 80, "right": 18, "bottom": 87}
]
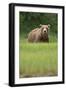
[{"left": 19, "top": 36, "right": 58, "bottom": 78}]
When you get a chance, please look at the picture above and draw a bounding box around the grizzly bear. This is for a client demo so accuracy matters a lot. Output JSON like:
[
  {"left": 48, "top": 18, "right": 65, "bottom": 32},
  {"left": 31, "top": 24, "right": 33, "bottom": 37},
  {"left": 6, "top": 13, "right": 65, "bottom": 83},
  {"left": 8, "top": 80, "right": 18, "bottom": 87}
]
[{"left": 28, "top": 24, "right": 50, "bottom": 42}]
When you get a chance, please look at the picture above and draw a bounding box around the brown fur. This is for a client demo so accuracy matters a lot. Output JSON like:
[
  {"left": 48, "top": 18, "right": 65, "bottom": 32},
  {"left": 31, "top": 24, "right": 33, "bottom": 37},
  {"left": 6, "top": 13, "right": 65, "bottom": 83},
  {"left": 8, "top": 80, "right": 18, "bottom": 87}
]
[{"left": 28, "top": 24, "right": 50, "bottom": 42}]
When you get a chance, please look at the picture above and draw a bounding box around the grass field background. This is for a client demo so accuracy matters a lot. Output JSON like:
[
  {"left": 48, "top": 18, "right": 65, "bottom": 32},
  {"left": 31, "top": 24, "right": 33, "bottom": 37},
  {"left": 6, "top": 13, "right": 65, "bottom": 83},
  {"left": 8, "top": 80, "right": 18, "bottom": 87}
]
[{"left": 19, "top": 37, "right": 58, "bottom": 78}]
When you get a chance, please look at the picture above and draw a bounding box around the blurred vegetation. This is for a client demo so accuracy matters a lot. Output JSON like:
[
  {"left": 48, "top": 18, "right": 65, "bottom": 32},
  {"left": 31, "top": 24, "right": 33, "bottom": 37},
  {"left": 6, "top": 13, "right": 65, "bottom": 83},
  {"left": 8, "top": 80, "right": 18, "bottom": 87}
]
[
  {"left": 19, "top": 43, "right": 58, "bottom": 77},
  {"left": 19, "top": 12, "right": 58, "bottom": 41}
]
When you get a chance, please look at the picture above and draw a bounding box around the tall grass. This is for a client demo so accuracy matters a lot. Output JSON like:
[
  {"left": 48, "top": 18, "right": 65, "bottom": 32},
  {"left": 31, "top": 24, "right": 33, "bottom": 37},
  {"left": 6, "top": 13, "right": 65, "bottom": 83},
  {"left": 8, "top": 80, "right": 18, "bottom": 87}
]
[{"left": 19, "top": 37, "right": 58, "bottom": 78}]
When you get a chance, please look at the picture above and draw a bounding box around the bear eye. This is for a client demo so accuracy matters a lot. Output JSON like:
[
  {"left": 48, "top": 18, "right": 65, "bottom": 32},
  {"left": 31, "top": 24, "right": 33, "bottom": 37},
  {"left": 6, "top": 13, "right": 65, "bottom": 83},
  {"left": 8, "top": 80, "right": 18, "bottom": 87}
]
[
  {"left": 46, "top": 27, "right": 49, "bottom": 31},
  {"left": 41, "top": 27, "right": 44, "bottom": 30},
  {"left": 46, "top": 27, "right": 48, "bottom": 30}
]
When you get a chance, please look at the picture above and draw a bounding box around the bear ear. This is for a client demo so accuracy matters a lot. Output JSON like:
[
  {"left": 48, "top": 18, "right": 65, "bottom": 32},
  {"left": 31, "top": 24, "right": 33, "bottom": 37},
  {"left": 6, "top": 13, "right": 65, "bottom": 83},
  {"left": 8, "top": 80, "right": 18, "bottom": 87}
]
[
  {"left": 48, "top": 24, "right": 50, "bottom": 29},
  {"left": 48, "top": 24, "right": 50, "bottom": 27},
  {"left": 39, "top": 24, "right": 42, "bottom": 27}
]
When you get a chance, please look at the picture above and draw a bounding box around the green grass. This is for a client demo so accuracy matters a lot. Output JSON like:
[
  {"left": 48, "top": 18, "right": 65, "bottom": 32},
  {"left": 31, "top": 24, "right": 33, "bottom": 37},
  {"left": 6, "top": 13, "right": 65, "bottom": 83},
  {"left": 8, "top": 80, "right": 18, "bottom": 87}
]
[{"left": 19, "top": 37, "right": 58, "bottom": 78}]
